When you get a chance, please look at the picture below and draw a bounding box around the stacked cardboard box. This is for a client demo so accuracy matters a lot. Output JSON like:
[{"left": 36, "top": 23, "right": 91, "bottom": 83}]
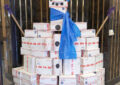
[
  {"left": 12, "top": 67, "right": 37, "bottom": 85},
  {"left": 12, "top": 0, "right": 105, "bottom": 85}
]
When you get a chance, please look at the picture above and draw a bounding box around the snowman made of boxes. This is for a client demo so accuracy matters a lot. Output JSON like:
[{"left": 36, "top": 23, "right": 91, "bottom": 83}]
[{"left": 12, "top": 0, "right": 105, "bottom": 85}]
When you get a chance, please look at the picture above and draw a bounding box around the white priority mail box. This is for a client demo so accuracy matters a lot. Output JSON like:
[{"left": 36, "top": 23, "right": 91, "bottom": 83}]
[
  {"left": 50, "top": 51, "right": 81, "bottom": 58},
  {"left": 85, "top": 37, "right": 99, "bottom": 50},
  {"left": 44, "top": 38, "right": 52, "bottom": 51},
  {"left": 36, "top": 37, "right": 52, "bottom": 51},
  {"left": 13, "top": 77, "right": 21, "bottom": 85},
  {"left": 24, "top": 30, "right": 37, "bottom": 38},
  {"left": 63, "top": 58, "right": 80, "bottom": 75},
  {"left": 81, "top": 57, "right": 96, "bottom": 74},
  {"left": 75, "top": 37, "right": 99, "bottom": 51},
  {"left": 20, "top": 47, "right": 31, "bottom": 55},
  {"left": 21, "top": 47, "right": 49, "bottom": 57},
  {"left": 53, "top": 59, "right": 62, "bottom": 75},
  {"left": 33, "top": 23, "right": 50, "bottom": 31},
  {"left": 31, "top": 50, "right": 49, "bottom": 57},
  {"left": 12, "top": 67, "right": 23, "bottom": 78},
  {"left": 81, "top": 29, "right": 96, "bottom": 38},
  {"left": 37, "top": 31, "right": 53, "bottom": 38},
  {"left": 36, "top": 58, "right": 52, "bottom": 75},
  {"left": 95, "top": 53, "right": 103, "bottom": 70},
  {"left": 40, "top": 75, "right": 57, "bottom": 85},
  {"left": 13, "top": 77, "right": 37, "bottom": 85},
  {"left": 59, "top": 75, "right": 77, "bottom": 85},
  {"left": 12, "top": 68, "right": 37, "bottom": 84},
  {"left": 50, "top": 19, "right": 63, "bottom": 31},
  {"left": 53, "top": 34, "right": 61, "bottom": 51},
  {"left": 22, "top": 37, "right": 52, "bottom": 51},
  {"left": 20, "top": 69, "right": 37, "bottom": 81},
  {"left": 75, "top": 22, "right": 87, "bottom": 31},
  {"left": 78, "top": 73, "right": 97, "bottom": 85},
  {"left": 22, "top": 37, "right": 31, "bottom": 49},
  {"left": 75, "top": 38, "right": 86, "bottom": 51},
  {"left": 50, "top": 51, "right": 59, "bottom": 59},
  {"left": 21, "top": 79, "right": 37, "bottom": 85},
  {"left": 81, "top": 48, "right": 100, "bottom": 57},
  {"left": 24, "top": 56, "right": 36, "bottom": 73},
  {"left": 49, "top": 1, "right": 68, "bottom": 8},
  {"left": 95, "top": 68, "right": 105, "bottom": 85},
  {"left": 30, "top": 38, "right": 44, "bottom": 50}
]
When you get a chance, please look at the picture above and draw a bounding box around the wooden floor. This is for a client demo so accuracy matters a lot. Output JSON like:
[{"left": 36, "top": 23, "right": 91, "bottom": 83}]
[{"left": 115, "top": 82, "right": 120, "bottom": 85}]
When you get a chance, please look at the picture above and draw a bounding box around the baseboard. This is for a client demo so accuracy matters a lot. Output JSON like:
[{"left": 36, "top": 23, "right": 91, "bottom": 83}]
[{"left": 106, "top": 77, "right": 120, "bottom": 85}]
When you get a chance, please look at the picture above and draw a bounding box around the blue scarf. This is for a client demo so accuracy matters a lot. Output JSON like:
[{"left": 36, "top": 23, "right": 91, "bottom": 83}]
[{"left": 50, "top": 8, "right": 81, "bottom": 59}]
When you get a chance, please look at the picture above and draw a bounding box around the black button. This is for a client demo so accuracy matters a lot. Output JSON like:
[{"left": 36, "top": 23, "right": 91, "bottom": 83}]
[
  {"left": 62, "top": 8, "right": 65, "bottom": 10},
  {"left": 56, "top": 3, "right": 58, "bottom": 6},
  {"left": 52, "top": 2, "right": 54, "bottom": 5},
  {"left": 55, "top": 41, "right": 60, "bottom": 46},
  {"left": 55, "top": 25, "right": 61, "bottom": 30},
  {"left": 85, "top": 81, "right": 88, "bottom": 84},
  {"left": 61, "top": 2, "right": 63, "bottom": 5},
  {"left": 56, "top": 64, "right": 60, "bottom": 68}
]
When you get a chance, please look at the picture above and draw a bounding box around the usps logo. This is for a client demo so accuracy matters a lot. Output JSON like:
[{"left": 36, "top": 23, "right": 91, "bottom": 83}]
[
  {"left": 38, "top": 35, "right": 41, "bottom": 37},
  {"left": 89, "top": 54, "right": 92, "bottom": 57},
  {"left": 34, "top": 31, "right": 37, "bottom": 34},
  {"left": 85, "top": 79, "right": 88, "bottom": 85},
  {"left": 85, "top": 81, "right": 88, "bottom": 85},
  {"left": 92, "top": 30, "right": 95, "bottom": 33},
  {"left": 62, "top": 7, "right": 65, "bottom": 10},
  {"left": 61, "top": 81, "right": 64, "bottom": 84},
  {"left": 18, "top": 72, "right": 20, "bottom": 75}
]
